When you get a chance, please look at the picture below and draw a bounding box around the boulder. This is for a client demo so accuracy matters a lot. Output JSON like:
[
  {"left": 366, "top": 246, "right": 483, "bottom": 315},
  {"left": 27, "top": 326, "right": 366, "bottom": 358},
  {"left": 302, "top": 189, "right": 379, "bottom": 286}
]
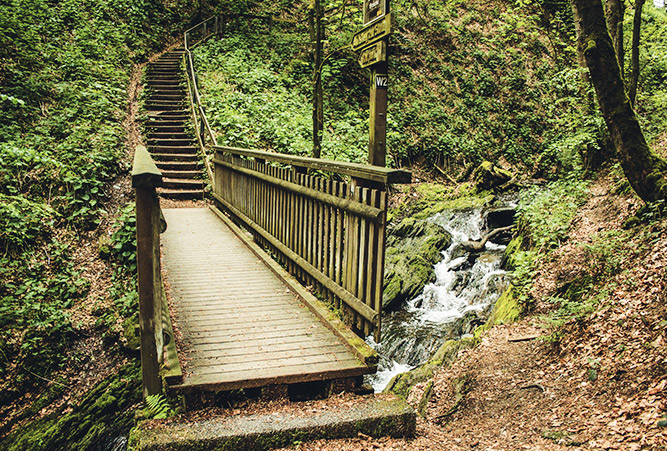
[
  {"left": 382, "top": 217, "right": 451, "bottom": 311},
  {"left": 472, "top": 161, "right": 513, "bottom": 191}
]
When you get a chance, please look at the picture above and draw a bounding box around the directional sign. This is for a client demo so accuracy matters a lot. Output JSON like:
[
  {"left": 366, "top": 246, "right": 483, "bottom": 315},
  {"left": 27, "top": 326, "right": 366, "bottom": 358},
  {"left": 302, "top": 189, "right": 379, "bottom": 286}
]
[
  {"left": 364, "top": 0, "right": 388, "bottom": 25},
  {"left": 351, "top": 13, "right": 391, "bottom": 52},
  {"left": 359, "top": 41, "right": 387, "bottom": 68}
]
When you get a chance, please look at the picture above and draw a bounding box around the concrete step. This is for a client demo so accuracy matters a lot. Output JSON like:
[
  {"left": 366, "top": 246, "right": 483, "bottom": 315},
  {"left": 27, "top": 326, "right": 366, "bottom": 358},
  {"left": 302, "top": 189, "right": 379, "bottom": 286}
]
[{"left": 130, "top": 394, "right": 414, "bottom": 451}]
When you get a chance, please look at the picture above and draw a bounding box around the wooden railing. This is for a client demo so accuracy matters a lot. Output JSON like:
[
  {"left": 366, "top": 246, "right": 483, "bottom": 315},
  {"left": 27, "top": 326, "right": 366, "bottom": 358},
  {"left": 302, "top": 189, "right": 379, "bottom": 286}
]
[
  {"left": 212, "top": 147, "right": 410, "bottom": 341},
  {"left": 132, "top": 145, "right": 181, "bottom": 397},
  {"left": 183, "top": 18, "right": 219, "bottom": 184},
  {"left": 183, "top": 16, "right": 412, "bottom": 340}
]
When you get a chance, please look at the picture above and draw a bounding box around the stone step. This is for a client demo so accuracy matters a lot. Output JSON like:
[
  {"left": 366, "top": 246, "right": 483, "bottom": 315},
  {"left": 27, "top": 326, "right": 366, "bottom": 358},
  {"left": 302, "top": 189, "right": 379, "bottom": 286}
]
[
  {"left": 148, "top": 94, "right": 185, "bottom": 101},
  {"left": 145, "top": 76, "right": 182, "bottom": 82},
  {"left": 148, "top": 110, "right": 189, "bottom": 117},
  {"left": 155, "top": 161, "right": 200, "bottom": 171},
  {"left": 147, "top": 132, "right": 192, "bottom": 140},
  {"left": 147, "top": 116, "right": 190, "bottom": 123},
  {"left": 145, "top": 124, "right": 188, "bottom": 133},
  {"left": 145, "top": 102, "right": 186, "bottom": 111},
  {"left": 160, "top": 169, "right": 201, "bottom": 179},
  {"left": 163, "top": 178, "right": 204, "bottom": 189},
  {"left": 147, "top": 138, "right": 194, "bottom": 146},
  {"left": 148, "top": 145, "right": 197, "bottom": 154},
  {"left": 147, "top": 79, "right": 182, "bottom": 86},
  {"left": 150, "top": 65, "right": 180, "bottom": 70},
  {"left": 156, "top": 188, "right": 204, "bottom": 200},
  {"left": 148, "top": 87, "right": 185, "bottom": 94},
  {"left": 151, "top": 153, "right": 199, "bottom": 162},
  {"left": 146, "top": 68, "right": 180, "bottom": 74}
]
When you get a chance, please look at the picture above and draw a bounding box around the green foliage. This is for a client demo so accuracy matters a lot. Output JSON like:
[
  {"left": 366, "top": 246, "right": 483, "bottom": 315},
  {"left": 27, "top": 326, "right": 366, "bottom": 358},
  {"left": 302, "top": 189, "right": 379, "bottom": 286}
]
[
  {"left": 0, "top": 242, "right": 89, "bottom": 380},
  {"left": 0, "top": 0, "right": 201, "bottom": 400},
  {"left": 110, "top": 203, "right": 137, "bottom": 273},
  {"left": 629, "top": 4, "right": 667, "bottom": 145},
  {"left": 144, "top": 394, "right": 174, "bottom": 420},
  {"left": 503, "top": 178, "right": 589, "bottom": 311},
  {"left": 194, "top": 32, "right": 369, "bottom": 162},
  {"left": 516, "top": 177, "right": 589, "bottom": 251},
  {"left": 0, "top": 194, "right": 55, "bottom": 254}
]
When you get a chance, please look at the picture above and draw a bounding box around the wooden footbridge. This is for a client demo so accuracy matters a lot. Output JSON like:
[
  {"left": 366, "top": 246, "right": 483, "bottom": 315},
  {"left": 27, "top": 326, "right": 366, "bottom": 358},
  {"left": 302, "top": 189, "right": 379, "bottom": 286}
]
[{"left": 133, "top": 18, "right": 410, "bottom": 399}]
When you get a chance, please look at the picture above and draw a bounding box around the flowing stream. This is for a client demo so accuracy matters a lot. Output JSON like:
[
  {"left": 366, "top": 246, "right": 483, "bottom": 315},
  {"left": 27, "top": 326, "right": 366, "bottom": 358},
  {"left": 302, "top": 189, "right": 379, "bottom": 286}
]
[{"left": 368, "top": 208, "right": 510, "bottom": 391}]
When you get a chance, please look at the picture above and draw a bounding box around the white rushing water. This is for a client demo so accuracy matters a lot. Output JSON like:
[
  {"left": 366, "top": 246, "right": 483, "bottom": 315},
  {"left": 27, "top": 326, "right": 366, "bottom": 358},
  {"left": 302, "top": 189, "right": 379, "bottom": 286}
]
[{"left": 368, "top": 209, "right": 510, "bottom": 392}]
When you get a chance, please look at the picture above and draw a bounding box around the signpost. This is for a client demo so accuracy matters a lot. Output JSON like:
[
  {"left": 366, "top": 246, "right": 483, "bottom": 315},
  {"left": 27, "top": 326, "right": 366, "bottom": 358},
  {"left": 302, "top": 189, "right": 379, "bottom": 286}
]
[
  {"left": 351, "top": 13, "right": 391, "bottom": 51},
  {"left": 364, "top": 0, "right": 388, "bottom": 25},
  {"left": 354, "top": 0, "right": 391, "bottom": 170},
  {"left": 358, "top": 41, "right": 386, "bottom": 68}
]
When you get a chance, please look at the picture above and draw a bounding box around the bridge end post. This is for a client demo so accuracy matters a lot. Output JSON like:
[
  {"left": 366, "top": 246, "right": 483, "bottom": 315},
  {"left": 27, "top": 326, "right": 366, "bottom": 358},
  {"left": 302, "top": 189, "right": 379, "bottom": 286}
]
[{"left": 132, "top": 145, "right": 164, "bottom": 399}]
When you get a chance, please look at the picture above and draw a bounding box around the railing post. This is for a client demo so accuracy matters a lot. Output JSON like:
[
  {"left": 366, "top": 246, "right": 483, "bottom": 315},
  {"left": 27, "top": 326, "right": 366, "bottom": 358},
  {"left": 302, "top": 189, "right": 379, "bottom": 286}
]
[{"left": 132, "top": 145, "right": 164, "bottom": 399}]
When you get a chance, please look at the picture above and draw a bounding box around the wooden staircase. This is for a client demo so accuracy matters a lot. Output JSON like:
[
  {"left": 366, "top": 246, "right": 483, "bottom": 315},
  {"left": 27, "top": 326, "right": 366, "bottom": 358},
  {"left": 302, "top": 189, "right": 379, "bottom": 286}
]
[{"left": 144, "top": 48, "right": 205, "bottom": 200}]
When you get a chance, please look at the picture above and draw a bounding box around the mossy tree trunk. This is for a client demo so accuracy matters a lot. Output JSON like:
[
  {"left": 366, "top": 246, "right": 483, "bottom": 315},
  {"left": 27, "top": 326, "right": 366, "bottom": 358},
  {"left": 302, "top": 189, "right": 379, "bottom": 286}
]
[
  {"left": 604, "top": 0, "right": 624, "bottom": 78},
  {"left": 309, "top": 0, "right": 324, "bottom": 159},
  {"left": 571, "top": 0, "right": 667, "bottom": 203},
  {"left": 628, "top": 0, "right": 646, "bottom": 106}
]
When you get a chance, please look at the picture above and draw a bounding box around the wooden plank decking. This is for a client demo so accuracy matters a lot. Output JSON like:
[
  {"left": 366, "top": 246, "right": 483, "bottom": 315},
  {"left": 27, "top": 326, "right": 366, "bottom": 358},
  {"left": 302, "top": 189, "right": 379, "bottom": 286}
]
[{"left": 161, "top": 208, "right": 375, "bottom": 393}]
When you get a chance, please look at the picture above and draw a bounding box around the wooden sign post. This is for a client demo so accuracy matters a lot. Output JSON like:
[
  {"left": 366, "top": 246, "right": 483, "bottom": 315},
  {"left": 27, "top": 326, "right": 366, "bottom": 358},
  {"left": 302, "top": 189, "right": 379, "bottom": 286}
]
[{"left": 353, "top": 0, "right": 390, "bottom": 169}]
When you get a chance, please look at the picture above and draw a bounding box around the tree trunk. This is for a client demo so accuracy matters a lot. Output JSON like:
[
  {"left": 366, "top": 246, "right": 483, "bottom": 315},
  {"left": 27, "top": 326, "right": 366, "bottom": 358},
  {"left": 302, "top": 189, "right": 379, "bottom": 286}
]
[
  {"left": 628, "top": 0, "right": 646, "bottom": 106},
  {"left": 604, "top": 0, "right": 624, "bottom": 78},
  {"left": 572, "top": 0, "right": 667, "bottom": 203},
  {"left": 310, "top": 0, "right": 324, "bottom": 159}
]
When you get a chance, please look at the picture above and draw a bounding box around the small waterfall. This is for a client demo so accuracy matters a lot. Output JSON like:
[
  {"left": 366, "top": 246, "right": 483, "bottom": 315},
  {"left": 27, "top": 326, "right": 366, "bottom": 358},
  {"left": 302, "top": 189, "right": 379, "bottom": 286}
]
[{"left": 369, "top": 209, "right": 509, "bottom": 391}]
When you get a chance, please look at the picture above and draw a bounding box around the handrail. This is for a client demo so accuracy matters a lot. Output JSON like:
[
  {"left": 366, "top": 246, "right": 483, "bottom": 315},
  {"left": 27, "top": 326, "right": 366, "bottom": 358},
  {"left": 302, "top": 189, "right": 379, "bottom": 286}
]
[
  {"left": 215, "top": 146, "right": 412, "bottom": 185},
  {"left": 183, "top": 17, "right": 220, "bottom": 184}
]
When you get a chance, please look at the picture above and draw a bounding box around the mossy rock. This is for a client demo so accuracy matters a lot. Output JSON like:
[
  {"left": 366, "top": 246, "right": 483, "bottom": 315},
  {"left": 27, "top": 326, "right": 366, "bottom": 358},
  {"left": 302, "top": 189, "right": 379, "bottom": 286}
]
[
  {"left": 472, "top": 161, "right": 513, "bottom": 191},
  {"left": 382, "top": 217, "right": 451, "bottom": 310},
  {"left": 0, "top": 363, "right": 141, "bottom": 451},
  {"left": 385, "top": 338, "right": 475, "bottom": 399}
]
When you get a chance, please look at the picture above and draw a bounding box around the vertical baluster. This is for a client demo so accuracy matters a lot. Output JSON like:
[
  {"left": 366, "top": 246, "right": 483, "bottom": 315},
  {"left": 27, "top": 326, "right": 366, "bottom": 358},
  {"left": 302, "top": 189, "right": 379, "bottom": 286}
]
[
  {"left": 357, "top": 187, "right": 370, "bottom": 334},
  {"left": 364, "top": 189, "right": 380, "bottom": 338}
]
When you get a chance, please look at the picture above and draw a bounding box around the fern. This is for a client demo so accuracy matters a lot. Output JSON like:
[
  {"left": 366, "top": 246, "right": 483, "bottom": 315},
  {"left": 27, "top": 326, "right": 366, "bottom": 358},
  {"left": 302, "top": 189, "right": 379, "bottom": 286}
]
[{"left": 145, "top": 394, "right": 172, "bottom": 419}]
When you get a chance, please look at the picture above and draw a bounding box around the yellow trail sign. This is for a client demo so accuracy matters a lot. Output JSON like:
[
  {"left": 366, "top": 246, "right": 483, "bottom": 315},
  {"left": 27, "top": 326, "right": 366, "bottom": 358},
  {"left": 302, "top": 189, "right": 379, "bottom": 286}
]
[
  {"left": 359, "top": 41, "right": 387, "bottom": 68},
  {"left": 351, "top": 13, "right": 391, "bottom": 52}
]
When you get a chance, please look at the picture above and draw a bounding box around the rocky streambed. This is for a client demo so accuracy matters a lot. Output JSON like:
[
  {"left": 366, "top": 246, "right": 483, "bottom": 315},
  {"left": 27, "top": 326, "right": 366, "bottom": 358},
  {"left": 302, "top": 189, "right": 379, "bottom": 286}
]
[{"left": 371, "top": 203, "right": 515, "bottom": 391}]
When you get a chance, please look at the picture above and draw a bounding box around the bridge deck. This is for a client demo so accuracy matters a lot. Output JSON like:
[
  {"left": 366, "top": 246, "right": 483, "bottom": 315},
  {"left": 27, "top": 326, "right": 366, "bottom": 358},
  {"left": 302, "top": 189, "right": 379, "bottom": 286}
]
[{"left": 161, "top": 208, "right": 373, "bottom": 393}]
